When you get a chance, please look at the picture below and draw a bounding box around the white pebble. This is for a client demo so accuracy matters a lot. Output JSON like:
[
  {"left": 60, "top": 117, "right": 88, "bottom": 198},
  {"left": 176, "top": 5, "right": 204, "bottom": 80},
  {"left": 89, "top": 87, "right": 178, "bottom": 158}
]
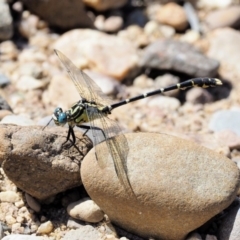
[
  {"left": 0, "top": 191, "right": 20, "bottom": 203},
  {"left": 67, "top": 197, "right": 104, "bottom": 223},
  {"left": 11, "top": 222, "right": 24, "bottom": 234},
  {"left": 37, "top": 221, "right": 53, "bottom": 234},
  {"left": 15, "top": 200, "right": 25, "bottom": 208},
  {"left": 5, "top": 215, "right": 16, "bottom": 225}
]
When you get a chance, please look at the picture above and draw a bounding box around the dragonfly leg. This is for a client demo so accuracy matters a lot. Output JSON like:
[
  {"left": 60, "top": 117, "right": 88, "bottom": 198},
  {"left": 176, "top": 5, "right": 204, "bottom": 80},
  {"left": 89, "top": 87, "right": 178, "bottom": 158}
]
[
  {"left": 61, "top": 127, "right": 82, "bottom": 153},
  {"left": 61, "top": 126, "right": 71, "bottom": 146},
  {"left": 62, "top": 126, "right": 76, "bottom": 148},
  {"left": 77, "top": 125, "right": 107, "bottom": 140}
]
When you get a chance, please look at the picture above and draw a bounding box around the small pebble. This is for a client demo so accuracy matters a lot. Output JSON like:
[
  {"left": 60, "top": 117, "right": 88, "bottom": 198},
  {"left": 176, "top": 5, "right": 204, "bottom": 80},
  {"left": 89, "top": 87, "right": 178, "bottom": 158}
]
[
  {"left": 209, "top": 109, "right": 240, "bottom": 136},
  {"left": 67, "top": 198, "right": 104, "bottom": 223},
  {"left": 133, "top": 74, "right": 154, "bottom": 88},
  {"left": 36, "top": 221, "right": 53, "bottom": 234},
  {"left": 5, "top": 215, "right": 16, "bottom": 225},
  {"left": 18, "top": 62, "right": 43, "bottom": 79},
  {"left": 214, "top": 130, "right": 240, "bottom": 149},
  {"left": 205, "top": 234, "right": 218, "bottom": 240},
  {"left": 67, "top": 217, "right": 85, "bottom": 229},
  {"left": 11, "top": 222, "right": 24, "bottom": 234},
  {"left": 186, "top": 232, "right": 202, "bottom": 239},
  {"left": 0, "top": 96, "right": 12, "bottom": 111},
  {"left": 25, "top": 193, "right": 41, "bottom": 213},
  {"left": 16, "top": 76, "right": 47, "bottom": 91},
  {"left": 15, "top": 200, "right": 25, "bottom": 208},
  {"left": 148, "top": 96, "right": 181, "bottom": 111},
  {"left": 156, "top": 2, "right": 188, "bottom": 31},
  {"left": 0, "top": 191, "right": 20, "bottom": 203},
  {"left": 186, "top": 88, "right": 213, "bottom": 104},
  {"left": 0, "top": 41, "right": 18, "bottom": 60},
  {"left": 104, "top": 15, "right": 123, "bottom": 32}
]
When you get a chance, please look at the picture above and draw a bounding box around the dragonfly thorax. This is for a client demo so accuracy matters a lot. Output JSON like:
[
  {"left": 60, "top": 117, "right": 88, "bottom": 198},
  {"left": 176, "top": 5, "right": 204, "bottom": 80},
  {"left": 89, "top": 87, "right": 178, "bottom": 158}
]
[{"left": 53, "top": 100, "right": 109, "bottom": 128}]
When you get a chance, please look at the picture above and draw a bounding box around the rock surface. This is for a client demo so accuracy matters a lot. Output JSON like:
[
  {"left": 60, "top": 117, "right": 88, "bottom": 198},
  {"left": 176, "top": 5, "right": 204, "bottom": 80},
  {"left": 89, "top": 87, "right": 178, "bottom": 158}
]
[
  {"left": 54, "top": 29, "right": 139, "bottom": 80},
  {"left": 0, "top": 125, "right": 92, "bottom": 200},
  {"left": 81, "top": 132, "right": 240, "bottom": 240}
]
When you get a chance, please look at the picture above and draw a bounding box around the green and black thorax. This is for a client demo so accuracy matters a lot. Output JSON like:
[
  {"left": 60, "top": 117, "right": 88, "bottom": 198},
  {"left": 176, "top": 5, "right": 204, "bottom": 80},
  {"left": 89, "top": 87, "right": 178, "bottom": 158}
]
[{"left": 53, "top": 99, "right": 110, "bottom": 127}]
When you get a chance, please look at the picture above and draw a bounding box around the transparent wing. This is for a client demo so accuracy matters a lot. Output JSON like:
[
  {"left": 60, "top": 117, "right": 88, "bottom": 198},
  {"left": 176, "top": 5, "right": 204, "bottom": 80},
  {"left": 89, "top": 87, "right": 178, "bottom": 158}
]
[
  {"left": 54, "top": 49, "right": 113, "bottom": 106},
  {"left": 85, "top": 105, "right": 134, "bottom": 194}
]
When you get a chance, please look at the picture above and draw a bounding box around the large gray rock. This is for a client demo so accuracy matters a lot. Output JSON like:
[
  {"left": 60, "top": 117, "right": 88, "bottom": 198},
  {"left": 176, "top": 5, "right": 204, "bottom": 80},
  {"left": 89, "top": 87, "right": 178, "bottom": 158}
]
[
  {"left": 81, "top": 132, "right": 240, "bottom": 240},
  {"left": 0, "top": 125, "right": 92, "bottom": 200},
  {"left": 140, "top": 39, "right": 219, "bottom": 77}
]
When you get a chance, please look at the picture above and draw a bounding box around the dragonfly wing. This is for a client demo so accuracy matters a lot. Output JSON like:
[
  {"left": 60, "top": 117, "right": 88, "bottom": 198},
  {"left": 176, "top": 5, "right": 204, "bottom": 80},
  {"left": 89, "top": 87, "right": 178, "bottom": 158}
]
[
  {"left": 54, "top": 49, "right": 113, "bottom": 106},
  {"left": 85, "top": 105, "right": 133, "bottom": 193}
]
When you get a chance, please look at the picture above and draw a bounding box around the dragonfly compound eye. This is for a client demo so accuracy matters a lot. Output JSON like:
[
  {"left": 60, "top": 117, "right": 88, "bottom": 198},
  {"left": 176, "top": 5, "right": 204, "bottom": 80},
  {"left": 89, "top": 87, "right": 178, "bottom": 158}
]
[
  {"left": 58, "top": 112, "right": 67, "bottom": 124},
  {"left": 54, "top": 107, "right": 63, "bottom": 115}
]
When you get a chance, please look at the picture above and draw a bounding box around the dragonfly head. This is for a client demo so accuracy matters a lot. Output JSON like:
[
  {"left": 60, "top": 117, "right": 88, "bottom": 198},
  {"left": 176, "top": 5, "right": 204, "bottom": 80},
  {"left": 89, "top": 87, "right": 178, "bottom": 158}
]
[{"left": 53, "top": 107, "right": 68, "bottom": 126}]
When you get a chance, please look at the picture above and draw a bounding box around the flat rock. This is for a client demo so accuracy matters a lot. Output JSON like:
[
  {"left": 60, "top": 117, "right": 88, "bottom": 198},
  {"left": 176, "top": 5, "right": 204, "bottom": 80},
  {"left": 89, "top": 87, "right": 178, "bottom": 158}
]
[
  {"left": 0, "top": 125, "right": 92, "bottom": 200},
  {"left": 21, "top": 0, "right": 93, "bottom": 29},
  {"left": 54, "top": 29, "right": 139, "bottom": 81},
  {"left": 81, "top": 132, "right": 239, "bottom": 240},
  {"left": 140, "top": 39, "right": 219, "bottom": 77}
]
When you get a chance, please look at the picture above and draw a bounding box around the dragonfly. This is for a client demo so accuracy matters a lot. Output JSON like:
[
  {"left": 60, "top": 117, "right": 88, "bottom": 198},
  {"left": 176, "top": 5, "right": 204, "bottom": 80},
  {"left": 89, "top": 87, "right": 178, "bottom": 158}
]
[{"left": 52, "top": 49, "right": 222, "bottom": 194}]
